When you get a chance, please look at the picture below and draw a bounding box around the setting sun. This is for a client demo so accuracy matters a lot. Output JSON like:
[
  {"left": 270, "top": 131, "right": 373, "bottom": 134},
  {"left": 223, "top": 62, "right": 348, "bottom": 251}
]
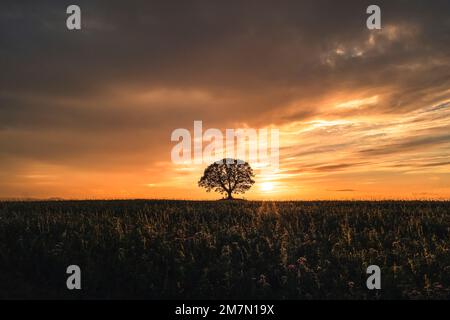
[{"left": 260, "top": 182, "right": 274, "bottom": 192}]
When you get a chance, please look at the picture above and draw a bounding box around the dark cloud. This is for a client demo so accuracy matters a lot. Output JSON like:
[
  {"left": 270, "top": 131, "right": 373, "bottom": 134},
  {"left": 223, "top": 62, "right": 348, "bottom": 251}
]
[
  {"left": 420, "top": 161, "right": 450, "bottom": 168},
  {"left": 360, "top": 134, "right": 450, "bottom": 156},
  {"left": 312, "top": 162, "right": 368, "bottom": 172},
  {"left": 1, "top": 0, "right": 449, "bottom": 97}
]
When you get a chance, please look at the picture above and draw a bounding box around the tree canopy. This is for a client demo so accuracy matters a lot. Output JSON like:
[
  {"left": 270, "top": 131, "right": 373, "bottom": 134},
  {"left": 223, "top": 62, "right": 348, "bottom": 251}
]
[{"left": 198, "top": 159, "right": 255, "bottom": 199}]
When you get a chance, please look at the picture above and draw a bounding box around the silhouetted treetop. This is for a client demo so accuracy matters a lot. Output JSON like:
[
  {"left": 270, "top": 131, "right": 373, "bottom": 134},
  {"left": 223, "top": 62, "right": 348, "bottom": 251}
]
[{"left": 198, "top": 159, "right": 255, "bottom": 200}]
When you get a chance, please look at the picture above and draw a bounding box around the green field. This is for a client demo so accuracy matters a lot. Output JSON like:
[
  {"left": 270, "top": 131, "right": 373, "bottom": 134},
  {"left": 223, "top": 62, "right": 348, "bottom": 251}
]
[{"left": 0, "top": 200, "right": 449, "bottom": 299}]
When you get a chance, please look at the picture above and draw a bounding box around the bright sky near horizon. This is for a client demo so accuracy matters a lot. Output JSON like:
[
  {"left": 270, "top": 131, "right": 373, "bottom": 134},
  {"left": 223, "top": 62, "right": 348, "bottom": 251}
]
[{"left": 1, "top": 1, "right": 449, "bottom": 200}]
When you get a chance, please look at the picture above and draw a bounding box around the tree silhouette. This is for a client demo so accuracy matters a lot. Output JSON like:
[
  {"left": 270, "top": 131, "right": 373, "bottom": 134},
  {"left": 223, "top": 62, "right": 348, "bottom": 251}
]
[{"left": 198, "top": 159, "right": 255, "bottom": 200}]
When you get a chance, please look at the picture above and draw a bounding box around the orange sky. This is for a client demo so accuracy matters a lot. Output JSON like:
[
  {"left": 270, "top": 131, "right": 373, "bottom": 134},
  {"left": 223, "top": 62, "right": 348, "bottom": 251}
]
[{"left": 0, "top": 1, "right": 449, "bottom": 200}]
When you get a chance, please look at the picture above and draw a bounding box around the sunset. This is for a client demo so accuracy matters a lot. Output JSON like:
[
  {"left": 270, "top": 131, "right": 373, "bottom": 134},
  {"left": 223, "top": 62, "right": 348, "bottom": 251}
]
[
  {"left": 1, "top": 1, "right": 449, "bottom": 201},
  {"left": 1, "top": 0, "right": 450, "bottom": 307}
]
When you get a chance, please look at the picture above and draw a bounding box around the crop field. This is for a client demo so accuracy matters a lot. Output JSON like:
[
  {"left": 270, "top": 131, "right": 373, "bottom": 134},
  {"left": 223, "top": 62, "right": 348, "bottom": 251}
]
[{"left": 0, "top": 200, "right": 449, "bottom": 299}]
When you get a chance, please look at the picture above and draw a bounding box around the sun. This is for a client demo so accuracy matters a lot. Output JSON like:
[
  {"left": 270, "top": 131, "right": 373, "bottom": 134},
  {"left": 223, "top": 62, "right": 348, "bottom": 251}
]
[{"left": 260, "top": 182, "right": 274, "bottom": 192}]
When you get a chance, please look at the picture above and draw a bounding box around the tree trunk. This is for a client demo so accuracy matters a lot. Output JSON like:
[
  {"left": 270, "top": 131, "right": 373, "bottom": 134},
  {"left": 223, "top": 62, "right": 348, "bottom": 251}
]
[{"left": 226, "top": 191, "right": 233, "bottom": 200}]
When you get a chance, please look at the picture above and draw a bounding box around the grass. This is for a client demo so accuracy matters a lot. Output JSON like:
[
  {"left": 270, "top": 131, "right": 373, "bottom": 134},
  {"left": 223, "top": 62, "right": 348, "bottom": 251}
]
[{"left": 0, "top": 200, "right": 449, "bottom": 299}]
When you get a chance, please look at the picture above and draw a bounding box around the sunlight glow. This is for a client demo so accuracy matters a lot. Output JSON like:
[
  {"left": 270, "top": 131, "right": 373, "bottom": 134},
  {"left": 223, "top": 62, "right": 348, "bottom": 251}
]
[{"left": 260, "top": 182, "right": 274, "bottom": 192}]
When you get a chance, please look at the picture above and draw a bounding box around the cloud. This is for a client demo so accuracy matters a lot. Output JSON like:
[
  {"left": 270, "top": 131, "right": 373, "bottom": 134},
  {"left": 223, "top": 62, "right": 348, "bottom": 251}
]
[{"left": 360, "top": 134, "right": 450, "bottom": 156}]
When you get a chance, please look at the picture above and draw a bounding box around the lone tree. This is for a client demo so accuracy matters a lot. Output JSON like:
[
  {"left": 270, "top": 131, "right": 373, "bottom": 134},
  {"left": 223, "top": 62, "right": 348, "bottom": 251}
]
[{"left": 198, "top": 159, "right": 255, "bottom": 200}]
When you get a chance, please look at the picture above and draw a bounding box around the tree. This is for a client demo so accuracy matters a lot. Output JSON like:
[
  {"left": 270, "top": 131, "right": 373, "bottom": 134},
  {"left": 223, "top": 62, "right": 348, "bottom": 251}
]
[{"left": 198, "top": 159, "right": 255, "bottom": 200}]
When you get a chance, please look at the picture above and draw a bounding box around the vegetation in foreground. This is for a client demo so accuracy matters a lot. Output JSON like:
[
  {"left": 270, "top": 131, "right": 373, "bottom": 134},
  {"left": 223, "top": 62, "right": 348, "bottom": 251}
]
[{"left": 0, "top": 200, "right": 449, "bottom": 299}]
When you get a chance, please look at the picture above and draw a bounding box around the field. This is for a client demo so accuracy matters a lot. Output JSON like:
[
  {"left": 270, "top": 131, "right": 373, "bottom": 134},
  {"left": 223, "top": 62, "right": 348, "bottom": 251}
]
[{"left": 0, "top": 200, "right": 449, "bottom": 299}]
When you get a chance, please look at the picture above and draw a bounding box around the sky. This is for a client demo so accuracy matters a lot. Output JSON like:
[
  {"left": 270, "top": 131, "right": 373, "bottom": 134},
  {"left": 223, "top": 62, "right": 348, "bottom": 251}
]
[{"left": 0, "top": 0, "right": 449, "bottom": 200}]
